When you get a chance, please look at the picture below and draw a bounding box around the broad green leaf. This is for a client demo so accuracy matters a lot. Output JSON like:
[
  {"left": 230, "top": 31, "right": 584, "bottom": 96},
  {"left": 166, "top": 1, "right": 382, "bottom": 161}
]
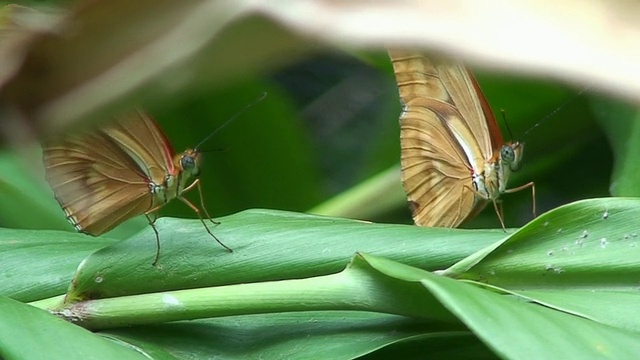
[
  {"left": 515, "top": 289, "right": 640, "bottom": 333},
  {"left": 439, "top": 198, "right": 640, "bottom": 338},
  {"left": 0, "top": 297, "right": 148, "bottom": 360},
  {"left": 362, "top": 254, "right": 640, "bottom": 359},
  {"left": 423, "top": 268, "right": 640, "bottom": 359},
  {"left": 446, "top": 198, "right": 640, "bottom": 289},
  {"left": 103, "top": 312, "right": 458, "bottom": 360},
  {"left": 16, "top": 226, "right": 640, "bottom": 359},
  {"left": 23, "top": 253, "right": 468, "bottom": 359},
  {"left": 363, "top": 333, "right": 495, "bottom": 360},
  {"left": 0, "top": 228, "right": 115, "bottom": 302},
  {"left": 64, "top": 209, "right": 501, "bottom": 301}
]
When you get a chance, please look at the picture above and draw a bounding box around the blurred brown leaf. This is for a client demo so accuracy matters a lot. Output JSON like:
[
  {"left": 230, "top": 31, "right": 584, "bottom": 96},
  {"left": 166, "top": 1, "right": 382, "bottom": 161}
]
[
  {"left": 258, "top": 0, "right": 640, "bottom": 100},
  {"left": 0, "top": 0, "right": 313, "bottom": 140},
  {"left": 1, "top": 0, "right": 639, "bottom": 144}
]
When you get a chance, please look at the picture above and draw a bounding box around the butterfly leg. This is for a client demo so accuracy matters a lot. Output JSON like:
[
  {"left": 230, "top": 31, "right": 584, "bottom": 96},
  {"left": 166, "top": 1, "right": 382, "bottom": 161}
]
[
  {"left": 177, "top": 195, "right": 233, "bottom": 253},
  {"left": 182, "top": 179, "right": 220, "bottom": 225},
  {"left": 465, "top": 184, "right": 507, "bottom": 231},
  {"left": 505, "top": 181, "right": 536, "bottom": 218},
  {"left": 492, "top": 200, "right": 507, "bottom": 232},
  {"left": 145, "top": 213, "right": 162, "bottom": 266}
]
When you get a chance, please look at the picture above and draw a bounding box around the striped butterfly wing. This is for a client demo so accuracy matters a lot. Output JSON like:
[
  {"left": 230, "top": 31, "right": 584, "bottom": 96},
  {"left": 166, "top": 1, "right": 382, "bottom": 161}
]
[
  {"left": 439, "top": 63, "right": 499, "bottom": 159},
  {"left": 43, "top": 111, "right": 174, "bottom": 235},
  {"left": 390, "top": 51, "right": 497, "bottom": 227},
  {"left": 399, "top": 103, "right": 478, "bottom": 227},
  {"left": 105, "top": 111, "right": 176, "bottom": 186}
]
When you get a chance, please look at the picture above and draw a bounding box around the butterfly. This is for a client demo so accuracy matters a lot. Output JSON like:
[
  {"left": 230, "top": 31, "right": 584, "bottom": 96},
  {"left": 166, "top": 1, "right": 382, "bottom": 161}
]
[
  {"left": 42, "top": 110, "right": 232, "bottom": 265},
  {"left": 389, "top": 50, "right": 535, "bottom": 228}
]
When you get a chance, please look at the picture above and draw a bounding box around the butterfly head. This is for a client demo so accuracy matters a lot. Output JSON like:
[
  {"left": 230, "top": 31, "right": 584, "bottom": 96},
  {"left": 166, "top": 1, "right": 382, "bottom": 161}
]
[
  {"left": 500, "top": 142, "right": 524, "bottom": 172},
  {"left": 176, "top": 149, "right": 202, "bottom": 178}
]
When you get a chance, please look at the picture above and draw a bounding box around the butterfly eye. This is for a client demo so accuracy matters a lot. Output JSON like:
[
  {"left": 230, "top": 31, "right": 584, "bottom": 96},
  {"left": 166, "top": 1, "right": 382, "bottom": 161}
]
[
  {"left": 501, "top": 146, "right": 515, "bottom": 163},
  {"left": 501, "top": 145, "right": 522, "bottom": 171},
  {"left": 180, "top": 155, "right": 194, "bottom": 169},
  {"left": 181, "top": 155, "right": 200, "bottom": 176}
]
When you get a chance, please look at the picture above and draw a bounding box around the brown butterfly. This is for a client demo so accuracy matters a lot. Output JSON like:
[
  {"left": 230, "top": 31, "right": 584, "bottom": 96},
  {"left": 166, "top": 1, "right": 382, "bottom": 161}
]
[
  {"left": 42, "top": 110, "right": 232, "bottom": 265},
  {"left": 389, "top": 50, "right": 535, "bottom": 228}
]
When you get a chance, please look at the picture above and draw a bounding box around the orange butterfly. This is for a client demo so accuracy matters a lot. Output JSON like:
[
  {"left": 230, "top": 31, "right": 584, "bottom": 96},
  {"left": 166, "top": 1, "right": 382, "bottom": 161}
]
[
  {"left": 389, "top": 51, "right": 535, "bottom": 228},
  {"left": 43, "top": 111, "right": 232, "bottom": 265}
]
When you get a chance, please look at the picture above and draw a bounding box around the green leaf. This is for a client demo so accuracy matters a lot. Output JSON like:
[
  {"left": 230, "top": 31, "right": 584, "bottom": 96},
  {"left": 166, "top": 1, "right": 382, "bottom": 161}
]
[
  {"left": 421, "top": 269, "right": 640, "bottom": 359},
  {"left": 515, "top": 289, "right": 640, "bottom": 333},
  {"left": 445, "top": 198, "right": 640, "bottom": 290},
  {"left": 0, "top": 228, "right": 115, "bottom": 302},
  {"left": 0, "top": 297, "right": 148, "bottom": 360},
  {"left": 8, "top": 200, "right": 640, "bottom": 358},
  {"left": 358, "top": 254, "right": 640, "bottom": 358},
  {"left": 63, "top": 209, "right": 501, "bottom": 301},
  {"left": 103, "top": 312, "right": 451, "bottom": 360},
  {"left": 440, "top": 197, "right": 640, "bottom": 337}
]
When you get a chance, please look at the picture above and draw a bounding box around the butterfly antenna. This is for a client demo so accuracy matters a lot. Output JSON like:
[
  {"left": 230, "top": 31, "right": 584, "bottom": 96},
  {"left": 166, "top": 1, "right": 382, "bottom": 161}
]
[
  {"left": 500, "top": 108, "right": 515, "bottom": 141},
  {"left": 523, "top": 87, "right": 589, "bottom": 139},
  {"left": 195, "top": 92, "right": 267, "bottom": 150},
  {"left": 200, "top": 146, "right": 230, "bottom": 154}
]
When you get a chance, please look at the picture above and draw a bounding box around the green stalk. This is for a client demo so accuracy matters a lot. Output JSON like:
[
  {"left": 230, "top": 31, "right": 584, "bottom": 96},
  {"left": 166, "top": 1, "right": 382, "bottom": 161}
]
[{"left": 36, "top": 263, "right": 443, "bottom": 330}]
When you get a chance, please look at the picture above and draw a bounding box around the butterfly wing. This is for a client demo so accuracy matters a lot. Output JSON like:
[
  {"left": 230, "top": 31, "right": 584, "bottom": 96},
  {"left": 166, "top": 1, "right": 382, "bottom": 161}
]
[
  {"left": 438, "top": 64, "right": 497, "bottom": 161},
  {"left": 400, "top": 101, "right": 478, "bottom": 226},
  {"left": 390, "top": 51, "right": 488, "bottom": 227},
  {"left": 43, "top": 111, "right": 173, "bottom": 235},
  {"left": 106, "top": 111, "right": 176, "bottom": 184}
]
